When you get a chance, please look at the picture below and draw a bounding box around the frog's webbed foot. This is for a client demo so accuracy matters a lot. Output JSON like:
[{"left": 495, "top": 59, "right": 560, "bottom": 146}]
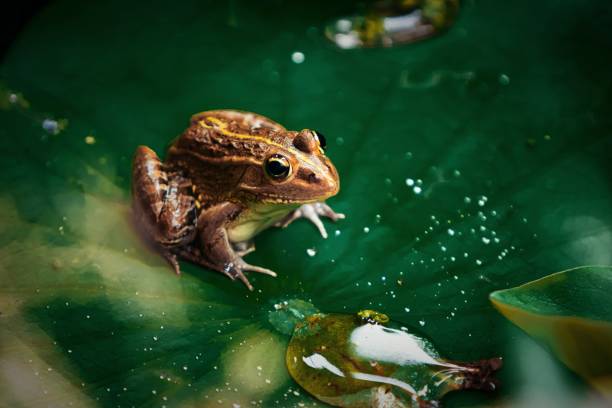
[
  {"left": 275, "top": 202, "right": 345, "bottom": 238},
  {"left": 172, "top": 246, "right": 274, "bottom": 291},
  {"left": 223, "top": 259, "right": 277, "bottom": 291}
]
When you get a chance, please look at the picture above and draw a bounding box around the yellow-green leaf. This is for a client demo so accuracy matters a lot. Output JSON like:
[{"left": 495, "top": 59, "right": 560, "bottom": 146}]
[{"left": 490, "top": 266, "right": 612, "bottom": 398}]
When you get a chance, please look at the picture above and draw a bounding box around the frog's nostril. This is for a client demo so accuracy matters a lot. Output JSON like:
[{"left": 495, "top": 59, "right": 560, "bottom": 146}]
[{"left": 307, "top": 172, "right": 318, "bottom": 183}]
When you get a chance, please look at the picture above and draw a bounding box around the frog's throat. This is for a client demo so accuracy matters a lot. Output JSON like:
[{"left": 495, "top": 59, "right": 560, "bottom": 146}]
[{"left": 227, "top": 202, "right": 299, "bottom": 243}]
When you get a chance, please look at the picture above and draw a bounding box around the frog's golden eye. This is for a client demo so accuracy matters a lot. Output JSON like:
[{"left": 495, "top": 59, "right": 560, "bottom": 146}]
[
  {"left": 313, "top": 130, "right": 327, "bottom": 150},
  {"left": 265, "top": 154, "right": 292, "bottom": 180}
]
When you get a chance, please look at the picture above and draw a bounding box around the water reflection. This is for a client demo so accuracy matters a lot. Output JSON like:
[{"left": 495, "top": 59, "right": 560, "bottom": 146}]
[
  {"left": 325, "top": 0, "right": 459, "bottom": 49},
  {"left": 286, "top": 309, "right": 501, "bottom": 407}
]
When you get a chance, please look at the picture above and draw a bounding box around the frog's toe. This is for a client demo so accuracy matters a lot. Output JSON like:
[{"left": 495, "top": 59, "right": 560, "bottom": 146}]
[
  {"left": 236, "top": 272, "right": 255, "bottom": 291},
  {"left": 233, "top": 241, "right": 256, "bottom": 257},
  {"left": 162, "top": 251, "right": 182, "bottom": 275},
  {"left": 224, "top": 259, "right": 277, "bottom": 291},
  {"left": 301, "top": 202, "right": 345, "bottom": 238},
  {"left": 240, "top": 263, "right": 277, "bottom": 277},
  {"left": 304, "top": 209, "right": 328, "bottom": 238},
  {"left": 314, "top": 202, "right": 345, "bottom": 221}
]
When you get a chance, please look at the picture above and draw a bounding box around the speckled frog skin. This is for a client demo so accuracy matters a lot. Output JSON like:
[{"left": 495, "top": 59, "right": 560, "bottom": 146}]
[{"left": 131, "top": 110, "right": 343, "bottom": 290}]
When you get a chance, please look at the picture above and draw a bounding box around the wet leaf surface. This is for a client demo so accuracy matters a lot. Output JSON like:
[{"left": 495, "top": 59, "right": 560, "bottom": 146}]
[{"left": 1, "top": 0, "right": 611, "bottom": 406}]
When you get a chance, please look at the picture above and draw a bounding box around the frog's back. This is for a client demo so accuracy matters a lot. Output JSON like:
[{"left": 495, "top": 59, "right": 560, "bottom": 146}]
[{"left": 165, "top": 110, "right": 285, "bottom": 203}]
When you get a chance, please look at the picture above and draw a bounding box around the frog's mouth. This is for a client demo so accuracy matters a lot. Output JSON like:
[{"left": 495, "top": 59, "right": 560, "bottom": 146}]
[
  {"left": 246, "top": 193, "right": 323, "bottom": 205},
  {"left": 236, "top": 179, "right": 338, "bottom": 204},
  {"left": 238, "top": 188, "right": 337, "bottom": 205}
]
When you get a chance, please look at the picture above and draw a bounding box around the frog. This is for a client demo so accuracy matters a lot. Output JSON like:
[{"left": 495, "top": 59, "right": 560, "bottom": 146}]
[{"left": 131, "top": 110, "right": 343, "bottom": 290}]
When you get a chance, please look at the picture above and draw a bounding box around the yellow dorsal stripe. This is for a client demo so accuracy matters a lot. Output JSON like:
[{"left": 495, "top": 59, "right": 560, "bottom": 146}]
[
  {"left": 198, "top": 116, "right": 320, "bottom": 168},
  {"left": 198, "top": 117, "right": 286, "bottom": 149}
]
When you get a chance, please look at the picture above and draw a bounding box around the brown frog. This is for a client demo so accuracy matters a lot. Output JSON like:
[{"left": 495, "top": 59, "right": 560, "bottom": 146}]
[{"left": 132, "top": 110, "right": 343, "bottom": 290}]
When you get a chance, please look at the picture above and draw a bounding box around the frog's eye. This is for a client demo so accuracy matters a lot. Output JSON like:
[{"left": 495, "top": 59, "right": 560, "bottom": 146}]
[
  {"left": 313, "top": 130, "right": 327, "bottom": 150},
  {"left": 265, "top": 154, "right": 292, "bottom": 180}
]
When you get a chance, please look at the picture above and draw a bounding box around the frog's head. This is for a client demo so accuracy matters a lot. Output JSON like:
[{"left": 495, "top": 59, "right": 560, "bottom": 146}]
[{"left": 240, "top": 129, "right": 340, "bottom": 204}]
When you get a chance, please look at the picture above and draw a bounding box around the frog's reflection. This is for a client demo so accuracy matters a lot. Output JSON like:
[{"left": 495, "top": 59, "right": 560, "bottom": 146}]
[{"left": 326, "top": 0, "right": 459, "bottom": 49}]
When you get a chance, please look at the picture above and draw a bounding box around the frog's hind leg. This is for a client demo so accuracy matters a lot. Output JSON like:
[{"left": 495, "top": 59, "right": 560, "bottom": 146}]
[
  {"left": 185, "top": 202, "right": 276, "bottom": 291},
  {"left": 132, "top": 146, "right": 198, "bottom": 274}
]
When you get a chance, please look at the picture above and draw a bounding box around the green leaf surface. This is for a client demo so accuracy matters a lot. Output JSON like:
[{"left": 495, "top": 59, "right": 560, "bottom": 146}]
[
  {"left": 1, "top": 0, "right": 611, "bottom": 407},
  {"left": 490, "top": 266, "right": 612, "bottom": 396}
]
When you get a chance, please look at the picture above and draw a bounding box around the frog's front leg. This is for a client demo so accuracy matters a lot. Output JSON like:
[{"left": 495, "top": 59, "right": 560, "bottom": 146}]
[
  {"left": 275, "top": 202, "right": 345, "bottom": 238},
  {"left": 183, "top": 202, "right": 276, "bottom": 291},
  {"left": 132, "top": 146, "right": 197, "bottom": 273}
]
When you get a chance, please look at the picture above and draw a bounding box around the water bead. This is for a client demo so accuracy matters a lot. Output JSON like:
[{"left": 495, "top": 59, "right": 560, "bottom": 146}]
[
  {"left": 291, "top": 51, "right": 305, "bottom": 64},
  {"left": 286, "top": 310, "right": 501, "bottom": 407}
]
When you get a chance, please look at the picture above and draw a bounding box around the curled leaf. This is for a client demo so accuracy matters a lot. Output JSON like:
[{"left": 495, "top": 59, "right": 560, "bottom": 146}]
[{"left": 490, "top": 266, "right": 612, "bottom": 397}]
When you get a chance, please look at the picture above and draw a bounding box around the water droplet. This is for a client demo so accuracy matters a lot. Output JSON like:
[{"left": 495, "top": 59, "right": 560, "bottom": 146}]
[
  {"left": 464, "top": 196, "right": 471, "bottom": 204},
  {"left": 404, "top": 307, "right": 410, "bottom": 313},
  {"left": 306, "top": 248, "right": 316, "bottom": 257},
  {"left": 291, "top": 51, "right": 305, "bottom": 64},
  {"left": 42, "top": 118, "right": 59, "bottom": 134},
  {"left": 447, "top": 228, "right": 455, "bottom": 236},
  {"left": 413, "top": 186, "right": 422, "bottom": 194},
  {"left": 482, "top": 237, "right": 491, "bottom": 245},
  {"left": 405, "top": 178, "right": 415, "bottom": 186},
  {"left": 476, "top": 259, "right": 482, "bottom": 265},
  {"left": 84, "top": 135, "right": 96, "bottom": 145},
  {"left": 336, "top": 136, "right": 344, "bottom": 145},
  {"left": 334, "top": 229, "right": 341, "bottom": 237},
  {"left": 499, "top": 73, "right": 510, "bottom": 85},
  {"left": 419, "top": 320, "right": 426, "bottom": 326},
  {"left": 363, "top": 226, "right": 370, "bottom": 233}
]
